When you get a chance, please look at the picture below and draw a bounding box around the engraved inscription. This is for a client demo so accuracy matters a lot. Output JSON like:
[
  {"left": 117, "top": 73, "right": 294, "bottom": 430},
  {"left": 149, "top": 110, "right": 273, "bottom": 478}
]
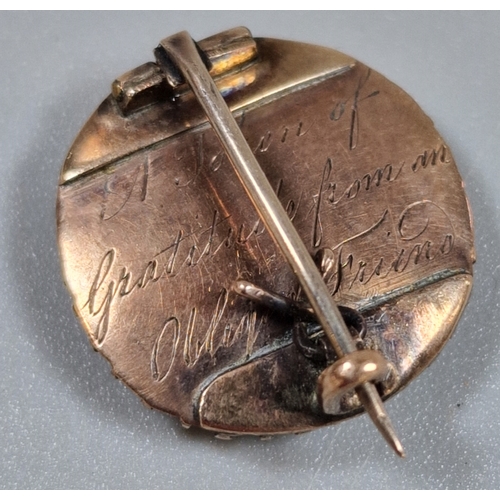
[
  {"left": 100, "top": 159, "right": 150, "bottom": 220},
  {"left": 87, "top": 143, "right": 454, "bottom": 348},
  {"left": 87, "top": 249, "right": 115, "bottom": 346},
  {"left": 148, "top": 294, "right": 268, "bottom": 382},
  {"left": 308, "top": 142, "right": 455, "bottom": 295},
  {"left": 56, "top": 50, "right": 476, "bottom": 434},
  {"left": 151, "top": 317, "right": 180, "bottom": 382},
  {"left": 86, "top": 205, "right": 267, "bottom": 361},
  {"left": 185, "top": 288, "right": 229, "bottom": 365},
  {"left": 325, "top": 160, "right": 403, "bottom": 209},
  {"left": 86, "top": 212, "right": 232, "bottom": 345},
  {"left": 150, "top": 288, "right": 232, "bottom": 381},
  {"left": 329, "top": 69, "right": 380, "bottom": 150},
  {"left": 321, "top": 145, "right": 449, "bottom": 212},
  {"left": 318, "top": 201, "right": 455, "bottom": 295}
]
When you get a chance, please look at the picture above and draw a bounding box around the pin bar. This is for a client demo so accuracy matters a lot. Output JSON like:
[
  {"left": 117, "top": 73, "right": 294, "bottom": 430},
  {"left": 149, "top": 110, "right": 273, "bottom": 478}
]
[{"left": 158, "top": 32, "right": 405, "bottom": 458}]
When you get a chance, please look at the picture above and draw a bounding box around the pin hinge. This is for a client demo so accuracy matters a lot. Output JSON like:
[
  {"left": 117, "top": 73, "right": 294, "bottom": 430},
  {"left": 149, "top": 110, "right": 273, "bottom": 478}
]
[{"left": 112, "top": 27, "right": 258, "bottom": 115}]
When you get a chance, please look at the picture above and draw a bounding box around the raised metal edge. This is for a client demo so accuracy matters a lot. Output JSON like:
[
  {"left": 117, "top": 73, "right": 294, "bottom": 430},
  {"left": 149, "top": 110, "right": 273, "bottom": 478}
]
[{"left": 60, "top": 37, "right": 355, "bottom": 184}]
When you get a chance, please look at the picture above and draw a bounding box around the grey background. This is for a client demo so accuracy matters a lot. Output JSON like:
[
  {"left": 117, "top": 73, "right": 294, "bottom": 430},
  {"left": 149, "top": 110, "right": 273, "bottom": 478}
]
[{"left": 1, "top": 11, "right": 499, "bottom": 489}]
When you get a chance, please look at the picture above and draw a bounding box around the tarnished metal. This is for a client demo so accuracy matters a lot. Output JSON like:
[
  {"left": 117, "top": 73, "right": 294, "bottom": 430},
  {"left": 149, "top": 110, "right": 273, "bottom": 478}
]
[{"left": 57, "top": 28, "right": 475, "bottom": 443}]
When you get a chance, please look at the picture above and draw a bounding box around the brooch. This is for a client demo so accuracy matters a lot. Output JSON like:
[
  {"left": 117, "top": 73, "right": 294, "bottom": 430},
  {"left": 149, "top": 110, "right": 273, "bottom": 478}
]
[{"left": 57, "top": 28, "right": 475, "bottom": 457}]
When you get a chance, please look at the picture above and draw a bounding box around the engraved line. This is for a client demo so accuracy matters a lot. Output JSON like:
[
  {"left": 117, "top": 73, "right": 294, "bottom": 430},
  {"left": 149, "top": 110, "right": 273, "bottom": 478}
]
[
  {"left": 141, "top": 158, "right": 150, "bottom": 201},
  {"left": 151, "top": 316, "right": 180, "bottom": 382},
  {"left": 312, "top": 158, "right": 332, "bottom": 248},
  {"left": 331, "top": 209, "right": 389, "bottom": 251},
  {"left": 183, "top": 307, "right": 197, "bottom": 366},
  {"left": 398, "top": 200, "right": 455, "bottom": 242},
  {"left": 153, "top": 213, "right": 231, "bottom": 259},
  {"left": 100, "top": 165, "right": 142, "bottom": 221}
]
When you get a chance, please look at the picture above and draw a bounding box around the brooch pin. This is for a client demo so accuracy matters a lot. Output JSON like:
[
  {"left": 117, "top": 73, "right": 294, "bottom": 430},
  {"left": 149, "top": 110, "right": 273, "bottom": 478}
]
[{"left": 57, "top": 28, "right": 475, "bottom": 457}]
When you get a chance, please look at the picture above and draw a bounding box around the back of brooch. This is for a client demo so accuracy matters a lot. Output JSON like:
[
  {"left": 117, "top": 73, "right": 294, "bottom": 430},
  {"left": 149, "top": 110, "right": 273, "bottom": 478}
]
[{"left": 57, "top": 28, "right": 475, "bottom": 455}]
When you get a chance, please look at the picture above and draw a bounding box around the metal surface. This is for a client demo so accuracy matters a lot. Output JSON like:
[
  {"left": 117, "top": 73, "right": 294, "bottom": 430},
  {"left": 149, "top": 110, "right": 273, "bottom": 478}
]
[
  {"left": 318, "top": 350, "right": 392, "bottom": 416},
  {"left": 113, "top": 27, "right": 257, "bottom": 115},
  {"left": 56, "top": 28, "right": 475, "bottom": 443},
  {"left": 157, "top": 31, "right": 403, "bottom": 455}
]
